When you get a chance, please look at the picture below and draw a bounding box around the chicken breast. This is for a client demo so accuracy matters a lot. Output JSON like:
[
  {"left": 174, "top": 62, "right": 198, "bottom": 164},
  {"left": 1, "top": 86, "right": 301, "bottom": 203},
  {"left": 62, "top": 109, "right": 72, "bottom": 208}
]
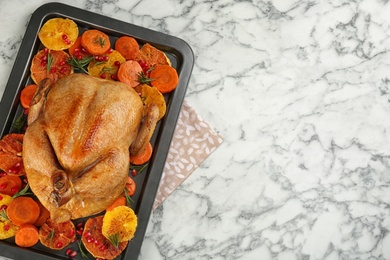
[{"left": 23, "top": 74, "right": 155, "bottom": 223}]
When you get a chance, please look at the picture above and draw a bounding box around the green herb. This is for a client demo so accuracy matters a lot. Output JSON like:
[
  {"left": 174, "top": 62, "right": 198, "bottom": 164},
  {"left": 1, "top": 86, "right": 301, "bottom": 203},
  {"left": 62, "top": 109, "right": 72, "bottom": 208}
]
[
  {"left": 12, "top": 183, "right": 33, "bottom": 199},
  {"left": 94, "top": 37, "right": 106, "bottom": 47},
  {"left": 101, "top": 67, "right": 115, "bottom": 72},
  {"left": 67, "top": 56, "right": 94, "bottom": 74},
  {"left": 77, "top": 240, "right": 90, "bottom": 259},
  {"left": 130, "top": 163, "right": 148, "bottom": 174},
  {"left": 137, "top": 71, "right": 154, "bottom": 85},
  {"left": 46, "top": 229, "right": 55, "bottom": 248},
  {"left": 107, "top": 233, "right": 120, "bottom": 248},
  {"left": 46, "top": 53, "right": 54, "bottom": 72},
  {"left": 124, "top": 187, "right": 134, "bottom": 206},
  {"left": 12, "top": 113, "right": 26, "bottom": 133},
  {"left": 0, "top": 209, "right": 9, "bottom": 221}
]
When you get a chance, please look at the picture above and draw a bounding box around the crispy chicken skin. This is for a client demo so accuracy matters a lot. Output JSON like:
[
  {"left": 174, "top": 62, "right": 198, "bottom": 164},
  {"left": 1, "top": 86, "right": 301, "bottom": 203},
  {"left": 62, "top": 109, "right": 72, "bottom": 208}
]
[{"left": 23, "top": 74, "right": 156, "bottom": 223}]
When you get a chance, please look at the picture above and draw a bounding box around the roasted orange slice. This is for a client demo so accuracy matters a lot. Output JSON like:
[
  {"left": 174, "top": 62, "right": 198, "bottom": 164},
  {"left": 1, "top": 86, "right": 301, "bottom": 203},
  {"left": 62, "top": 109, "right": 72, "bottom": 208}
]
[
  {"left": 134, "top": 84, "right": 166, "bottom": 120},
  {"left": 136, "top": 43, "right": 171, "bottom": 70},
  {"left": 30, "top": 49, "right": 73, "bottom": 84},
  {"left": 87, "top": 50, "right": 125, "bottom": 80},
  {"left": 39, "top": 218, "right": 75, "bottom": 250},
  {"left": 38, "top": 18, "right": 78, "bottom": 50},
  {"left": 0, "top": 193, "right": 18, "bottom": 240},
  {"left": 102, "top": 206, "right": 137, "bottom": 242},
  {"left": 82, "top": 215, "right": 128, "bottom": 259}
]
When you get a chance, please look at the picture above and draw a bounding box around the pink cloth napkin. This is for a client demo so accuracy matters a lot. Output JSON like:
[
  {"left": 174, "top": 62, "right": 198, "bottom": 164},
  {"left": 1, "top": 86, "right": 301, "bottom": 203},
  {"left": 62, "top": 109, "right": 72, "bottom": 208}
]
[{"left": 153, "top": 100, "right": 223, "bottom": 210}]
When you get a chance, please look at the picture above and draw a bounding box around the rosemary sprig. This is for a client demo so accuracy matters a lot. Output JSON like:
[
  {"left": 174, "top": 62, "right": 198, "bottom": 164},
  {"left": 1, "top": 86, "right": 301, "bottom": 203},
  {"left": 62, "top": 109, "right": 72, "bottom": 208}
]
[
  {"left": 77, "top": 240, "right": 90, "bottom": 259},
  {"left": 94, "top": 37, "right": 106, "bottom": 47},
  {"left": 124, "top": 187, "right": 134, "bottom": 206},
  {"left": 67, "top": 56, "right": 94, "bottom": 74},
  {"left": 12, "top": 183, "right": 33, "bottom": 199},
  {"left": 46, "top": 229, "right": 55, "bottom": 248},
  {"left": 46, "top": 53, "right": 54, "bottom": 72},
  {"left": 130, "top": 163, "right": 148, "bottom": 174},
  {"left": 137, "top": 71, "right": 154, "bottom": 85},
  {"left": 12, "top": 113, "right": 26, "bottom": 133},
  {"left": 107, "top": 233, "right": 120, "bottom": 248},
  {"left": 0, "top": 209, "right": 9, "bottom": 221}
]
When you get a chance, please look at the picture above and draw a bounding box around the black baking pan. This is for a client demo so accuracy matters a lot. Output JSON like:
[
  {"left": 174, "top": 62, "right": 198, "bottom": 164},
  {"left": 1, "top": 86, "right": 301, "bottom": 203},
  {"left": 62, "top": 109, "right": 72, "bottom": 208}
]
[{"left": 0, "top": 2, "right": 194, "bottom": 260}]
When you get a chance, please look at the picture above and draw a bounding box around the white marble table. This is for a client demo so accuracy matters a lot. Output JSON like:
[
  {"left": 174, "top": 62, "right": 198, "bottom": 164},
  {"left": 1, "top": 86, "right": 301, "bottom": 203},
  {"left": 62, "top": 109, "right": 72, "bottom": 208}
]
[{"left": 1, "top": 0, "right": 390, "bottom": 259}]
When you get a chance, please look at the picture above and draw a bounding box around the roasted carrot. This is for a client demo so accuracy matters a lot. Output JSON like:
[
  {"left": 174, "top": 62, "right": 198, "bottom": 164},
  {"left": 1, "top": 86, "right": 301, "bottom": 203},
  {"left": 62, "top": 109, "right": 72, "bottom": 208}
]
[
  {"left": 20, "top": 84, "right": 37, "bottom": 109},
  {"left": 33, "top": 200, "right": 50, "bottom": 227},
  {"left": 81, "top": 29, "right": 111, "bottom": 55},
  {"left": 15, "top": 224, "right": 39, "bottom": 247},
  {"left": 115, "top": 36, "right": 139, "bottom": 60},
  {"left": 150, "top": 65, "right": 179, "bottom": 93},
  {"left": 6, "top": 196, "right": 40, "bottom": 226},
  {"left": 117, "top": 60, "right": 143, "bottom": 88},
  {"left": 125, "top": 176, "right": 136, "bottom": 196},
  {"left": 69, "top": 36, "right": 91, "bottom": 58},
  {"left": 0, "top": 175, "right": 22, "bottom": 196},
  {"left": 106, "top": 196, "right": 126, "bottom": 211},
  {"left": 130, "top": 142, "right": 153, "bottom": 165}
]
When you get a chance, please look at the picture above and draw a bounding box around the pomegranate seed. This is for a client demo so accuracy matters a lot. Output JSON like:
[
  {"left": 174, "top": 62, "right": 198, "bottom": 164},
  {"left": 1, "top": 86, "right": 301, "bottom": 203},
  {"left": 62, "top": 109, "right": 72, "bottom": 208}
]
[
  {"left": 83, "top": 231, "right": 91, "bottom": 238},
  {"left": 65, "top": 39, "right": 71, "bottom": 45},
  {"left": 77, "top": 54, "right": 83, "bottom": 60},
  {"left": 107, "top": 48, "right": 113, "bottom": 53},
  {"left": 98, "top": 56, "right": 104, "bottom": 61},
  {"left": 76, "top": 222, "right": 84, "bottom": 228},
  {"left": 74, "top": 48, "right": 80, "bottom": 53},
  {"left": 99, "top": 245, "right": 106, "bottom": 251},
  {"left": 87, "top": 237, "right": 93, "bottom": 243},
  {"left": 41, "top": 55, "right": 47, "bottom": 62},
  {"left": 65, "top": 248, "right": 72, "bottom": 255},
  {"left": 10, "top": 187, "right": 18, "bottom": 193},
  {"left": 114, "top": 60, "right": 121, "bottom": 67},
  {"left": 76, "top": 229, "right": 83, "bottom": 235},
  {"left": 95, "top": 56, "right": 100, "bottom": 61},
  {"left": 110, "top": 74, "right": 117, "bottom": 80},
  {"left": 23, "top": 108, "right": 29, "bottom": 115},
  {"left": 104, "top": 56, "right": 109, "bottom": 61},
  {"left": 81, "top": 47, "right": 87, "bottom": 53},
  {"left": 0, "top": 184, "right": 7, "bottom": 190},
  {"left": 68, "top": 229, "right": 75, "bottom": 237},
  {"left": 56, "top": 241, "right": 63, "bottom": 248},
  {"left": 94, "top": 239, "right": 100, "bottom": 246},
  {"left": 50, "top": 67, "right": 57, "bottom": 73},
  {"left": 23, "top": 177, "right": 28, "bottom": 184},
  {"left": 131, "top": 169, "right": 137, "bottom": 176},
  {"left": 0, "top": 172, "right": 6, "bottom": 177},
  {"left": 41, "top": 61, "right": 47, "bottom": 67},
  {"left": 60, "top": 67, "right": 67, "bottom": 74},
  {"left": 62, "top": 34, "right": 68, "bottom": 40},
  {"left": 44, "top": 48, "right": 49, "bottom": 54},
  {"left": 69, "top": 250, "right": 77, "bottom": 258},
  {"left": 0, "top": 205, "right": 7, "bottom": 211},
  {"left": 71, "top": 237, "right": 77, "bottom": 243},
  {"left": 3, "top": 224, "right": 10, "bottom": 231},
  {"left": 100, "top": 74, "right": 106, "bottom": 79},
  {"left": 59, "top": 61, "right": 66, "bottom": 66}
]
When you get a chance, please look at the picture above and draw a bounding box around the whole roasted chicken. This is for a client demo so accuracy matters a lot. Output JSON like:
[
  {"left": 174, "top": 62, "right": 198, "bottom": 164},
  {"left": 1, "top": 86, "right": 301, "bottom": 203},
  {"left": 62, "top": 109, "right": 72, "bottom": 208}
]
[{"left": 23, "top": 74, "right": 158, "bottom": 223}]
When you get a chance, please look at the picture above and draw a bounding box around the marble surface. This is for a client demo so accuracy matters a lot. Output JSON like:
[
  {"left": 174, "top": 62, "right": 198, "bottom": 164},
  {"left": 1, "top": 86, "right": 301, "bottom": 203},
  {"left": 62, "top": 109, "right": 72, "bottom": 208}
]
[{"left": 1, "top": 0, "right": 390, "bottom": 259}]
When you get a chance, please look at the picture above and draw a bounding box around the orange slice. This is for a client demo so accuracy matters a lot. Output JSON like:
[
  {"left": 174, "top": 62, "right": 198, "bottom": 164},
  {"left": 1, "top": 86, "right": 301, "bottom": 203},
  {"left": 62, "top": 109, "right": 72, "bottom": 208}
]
[
  {"left": 38, "top": 18, "right": 78, "bottom": 50},
  {"left": 87, "top": 50, "right": 125, "bottom": 80}
]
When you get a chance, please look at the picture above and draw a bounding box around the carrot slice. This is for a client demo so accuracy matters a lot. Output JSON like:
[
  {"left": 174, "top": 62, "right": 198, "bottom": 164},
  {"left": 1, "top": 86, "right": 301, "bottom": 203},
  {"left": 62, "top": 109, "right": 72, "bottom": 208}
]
[
  {"left": 6, "top": 196, "right": 40, "bottom": 226},
  {"left": 150, "top": 65, "right": 179, "bottom": 93},
  {"left": 0, "top": 175, "right": 22, "bottom": 196},
  {"left": 106, "top": 196, "right": 127, "bottom": 211},
  {"left": 33, "top": 200, "right": 50, "bottom": 227},
  {"left": 15, "top": 224, "right": 39, "bottom": 247},
  {"left": 125, "top": 176, "right": 136, "bottom": 196},
  {"left": 69, "top": 36, "right": 92, "bottom": 58},
  {"left": 81, "top": 29, "right": 111, "bottom": 55},
  {"left": 115, "top": 36, "right": 139, "bottom": 60},
  {"left": 117, "top": 60, "right": 143, "bottom": 88},
  {"left": 20, "top": 84, "right": 37, "bottom": 109},
  {"left": 130, "top": 142, "right": 153, "bottom": 165}
]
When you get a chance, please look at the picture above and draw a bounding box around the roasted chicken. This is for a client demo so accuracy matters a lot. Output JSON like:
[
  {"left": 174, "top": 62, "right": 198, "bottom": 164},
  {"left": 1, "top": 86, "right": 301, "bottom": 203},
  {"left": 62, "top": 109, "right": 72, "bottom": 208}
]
[{"left": 23, "top": 74, "right": 158, "bottom": 223}]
